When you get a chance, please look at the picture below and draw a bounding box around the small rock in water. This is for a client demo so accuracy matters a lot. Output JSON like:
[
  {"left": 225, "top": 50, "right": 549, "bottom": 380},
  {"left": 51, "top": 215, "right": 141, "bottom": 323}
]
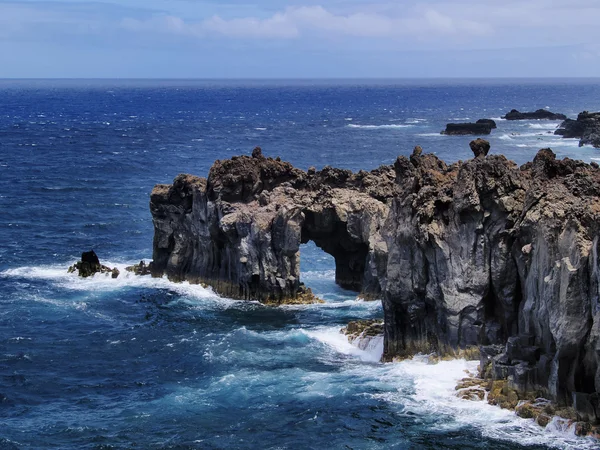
[
  {"left": 125, "top": 260, "right": 152, "bottom": 276},
  {"left": 68, "top": 250, "right": 118, "bottom": 278}
]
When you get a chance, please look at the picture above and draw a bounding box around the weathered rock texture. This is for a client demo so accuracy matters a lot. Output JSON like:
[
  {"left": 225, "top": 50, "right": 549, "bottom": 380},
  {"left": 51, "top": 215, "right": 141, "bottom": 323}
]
[
  {"left": 150, "top": 144, "right": 600, "bottom": 421},
  {"left": 503, "top": 109, "right": 567, "bottom": 121},
  {"left": 555, "top": 111, "right": 600, "bottom": 148},
  {"left": 150, "top": 147, "right": 394, "bottom": 304}
]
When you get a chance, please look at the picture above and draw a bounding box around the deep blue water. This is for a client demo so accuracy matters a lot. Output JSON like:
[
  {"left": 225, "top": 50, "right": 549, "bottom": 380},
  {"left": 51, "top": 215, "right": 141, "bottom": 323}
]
[{"left": 1, "top": 79, "right": 600, "bottom": 449}]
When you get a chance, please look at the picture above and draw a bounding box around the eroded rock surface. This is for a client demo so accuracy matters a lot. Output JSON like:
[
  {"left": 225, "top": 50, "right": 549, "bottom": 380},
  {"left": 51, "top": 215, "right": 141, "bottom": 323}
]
[
  {"left": 555, "top": 111, "right": 600, "bottom": 148},
  {"left": 150, "top": 147, "right": 394, "bottom": 304},
  {"left": 150, "top": 144, "right": 600, "bottom": 421}
]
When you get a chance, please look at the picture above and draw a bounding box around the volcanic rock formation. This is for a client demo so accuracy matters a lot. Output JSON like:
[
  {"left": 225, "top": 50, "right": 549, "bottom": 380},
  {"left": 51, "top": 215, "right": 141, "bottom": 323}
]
[
  {"left": 150, "top": 143, "right": 600, "bottom": 422},
  {"left": 503, "top": 109, "right": 567, "bottom": 121},
  {"left": 68, "top": 250, "right": 120, "bottom": 278},
  {"left": 555, "top": 111, "right": 600, "bottom": 148},
  {"left": 441, "top": 120, "right": 495, "bottom": 135}
]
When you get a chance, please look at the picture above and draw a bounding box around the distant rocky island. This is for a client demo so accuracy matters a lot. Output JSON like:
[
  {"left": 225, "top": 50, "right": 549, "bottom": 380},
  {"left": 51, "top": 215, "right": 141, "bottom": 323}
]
[
  {"left": 143, "top": 143, "right": 600, "bottom": 433},
  {"left": 502, "top": 109, "right": 567, "bottom": 120}
]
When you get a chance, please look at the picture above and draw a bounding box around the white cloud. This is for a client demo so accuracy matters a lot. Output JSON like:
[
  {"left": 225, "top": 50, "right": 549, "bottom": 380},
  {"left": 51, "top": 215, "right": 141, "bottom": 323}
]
[{"left": 120, "top": 5, "right": 491, "bottom": 41}]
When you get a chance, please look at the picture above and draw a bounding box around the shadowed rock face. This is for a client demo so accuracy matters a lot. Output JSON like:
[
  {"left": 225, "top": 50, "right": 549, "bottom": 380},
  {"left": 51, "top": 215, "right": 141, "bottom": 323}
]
[{"left": 150, "top": 145, "right": 600, "bottom": 420}]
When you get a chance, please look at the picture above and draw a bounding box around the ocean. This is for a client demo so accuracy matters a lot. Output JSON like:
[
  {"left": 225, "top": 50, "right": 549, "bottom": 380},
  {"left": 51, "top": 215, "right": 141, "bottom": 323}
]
[{"left": 1, "top": 79, "right": 600, "bottom": 449}]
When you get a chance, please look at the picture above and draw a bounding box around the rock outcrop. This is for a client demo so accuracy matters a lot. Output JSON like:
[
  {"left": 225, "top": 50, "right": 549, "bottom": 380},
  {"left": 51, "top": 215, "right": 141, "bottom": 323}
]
[
  {"left": 503, "top": 109, "right": 567, "bottom": 121},
  {"left": 150, "top": 144, "right": 600, "bottom": 422},
  {"left": 555, "top": 111, "right": 600, "bottom": 148},
  {"left": 68, "top": 250, "right": 119, "bottom": 278},
  {"left": 150, "top": 147, "right": 394, "bottom": 304},
  {"left": 441, "top": 121, "right": 494, "bottom": 135}
]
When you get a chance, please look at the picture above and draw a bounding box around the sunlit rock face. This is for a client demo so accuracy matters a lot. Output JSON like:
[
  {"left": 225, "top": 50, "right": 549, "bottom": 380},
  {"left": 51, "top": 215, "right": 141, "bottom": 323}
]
[{"left": 150, "top": 144, "right": 600, "bottom": 420}]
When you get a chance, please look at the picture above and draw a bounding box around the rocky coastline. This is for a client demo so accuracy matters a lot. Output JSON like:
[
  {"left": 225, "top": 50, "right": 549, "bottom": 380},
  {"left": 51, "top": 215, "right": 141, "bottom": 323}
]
[
  {"left": 555, "top": 111, "right": 600, "bottom": 148},
  {"left": 142, "top": 141, "right": 600, "bottom": 432}
]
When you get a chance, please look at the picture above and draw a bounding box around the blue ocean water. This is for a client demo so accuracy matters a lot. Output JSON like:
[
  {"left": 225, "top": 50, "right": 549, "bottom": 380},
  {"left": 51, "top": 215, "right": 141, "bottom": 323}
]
[{"left": 1, "top": 79, "right": 600, "bottom": 449}]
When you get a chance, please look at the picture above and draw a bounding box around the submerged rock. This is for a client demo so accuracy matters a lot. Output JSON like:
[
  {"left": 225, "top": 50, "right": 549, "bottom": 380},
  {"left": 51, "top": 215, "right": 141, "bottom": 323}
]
[
  {"left": 125, "top": 260, "right": 152, "bottom": 276},
  {"left": 68, "top": 250, "right": 118, "bottom": 278},
  {"left": 502, "top": 109, "right": 567, "bottom": 120}
]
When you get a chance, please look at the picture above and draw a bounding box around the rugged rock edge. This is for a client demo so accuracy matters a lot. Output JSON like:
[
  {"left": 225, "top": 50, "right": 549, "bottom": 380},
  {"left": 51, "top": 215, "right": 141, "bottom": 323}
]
[{"left": 150, "top": 144, "right": 600, "bottom": 424}]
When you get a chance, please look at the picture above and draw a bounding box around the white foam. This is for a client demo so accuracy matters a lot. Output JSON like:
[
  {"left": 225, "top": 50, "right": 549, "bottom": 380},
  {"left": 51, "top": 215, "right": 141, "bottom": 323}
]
[
  {"left": 528, "top": 123, "right": 560, "bottom": 130},
  {"left": 374, "top": 359, "right": 597, "bottom": 449},
  {"left": 254, "top": 127, "right": 267, "bottom": 131},
  {"left": 347, "top": 124, "right": 413, "bottom": 130},
  {"left": 0, "top": 262, "right": 228, "bottom": 305},
  {"left": 404, "top": 118, "right": 427, "bottom": 124},
  {"left": 417, "top": 133, "right": 444, "bottom": 137},
  {"left": 302, "top": 326, "right": 382, "bottom": 362}
]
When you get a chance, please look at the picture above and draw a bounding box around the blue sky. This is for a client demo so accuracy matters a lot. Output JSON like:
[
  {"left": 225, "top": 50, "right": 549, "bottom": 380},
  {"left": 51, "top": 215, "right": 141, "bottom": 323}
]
[{"left": 1, "top": 0, "right": 599, "bottom": 78}]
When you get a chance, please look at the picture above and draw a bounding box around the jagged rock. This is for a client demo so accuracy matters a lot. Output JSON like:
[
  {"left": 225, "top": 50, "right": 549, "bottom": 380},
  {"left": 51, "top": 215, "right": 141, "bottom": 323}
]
[
  {"left": 469, "top": 138, "right": 491, "bottom": 158},
  {"left": 151, "top": 153, "right": 394, "bottom": 304},
  {"left": 503, "top": 109, "right": 567, "bottom": 120},
  {"left": 125, "top": 260, "right": 152, "bottom": 276},
  {"left": 555, "top": 111, "right": 600, "bottom": 148},
  {"left": 441, "top": 122, "right": 493, "bottom": 135},
  {"left": 150, "top": 146, "right": 600, "bottom": 422},
  {"left": 68, "top": 250, "right": 118, "bottom": 278}
]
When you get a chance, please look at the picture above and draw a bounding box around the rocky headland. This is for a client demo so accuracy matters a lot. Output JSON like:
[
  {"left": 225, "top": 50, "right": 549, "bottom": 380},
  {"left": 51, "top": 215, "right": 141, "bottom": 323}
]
[
  {"left": 149, "top": 143, "right": 600, "bottom": 429},
  {"left": 555, "top": 111, "right": 600, "bottom": 148},
  {"left": 503, "top": 109, "right": 567, "bottom": 121}
]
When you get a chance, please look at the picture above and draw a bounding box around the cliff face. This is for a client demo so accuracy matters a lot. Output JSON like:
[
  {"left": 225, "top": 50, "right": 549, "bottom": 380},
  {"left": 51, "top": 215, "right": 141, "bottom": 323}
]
[
  {"left": 150, "top": 145, "right": 600, "bottom": 419},
  {"left": 150, "top": 148, "right": 394, "bottom": 303}
]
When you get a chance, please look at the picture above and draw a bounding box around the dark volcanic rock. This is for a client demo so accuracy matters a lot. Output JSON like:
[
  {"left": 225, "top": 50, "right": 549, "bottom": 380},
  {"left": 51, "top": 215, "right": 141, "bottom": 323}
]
[
  {"left": 68, "top": 250, "right": 118, "bottom": 278},
  {"left": 125, "top": 260, "right": 152, "bottom": 276},
  {"left": 502, "top": 109, "right": 567, "bottom": 121},
  {"left": 151, "top": 151, "right": 395, "bottom": 304},
  {"left": 441, "top": 122, "right": 493, "bottom": 135},
  {"left": 555, "top": 111, "right": 600, "bottom": 148},
  {"left": 476, "top": 119, "right": 497, "bottom": 129},
  {"left": 150, "top": 146, "right": 600, "bottom": 421},
  {"left": 469, "top": 138, "right": 491, "bottom": 158}
]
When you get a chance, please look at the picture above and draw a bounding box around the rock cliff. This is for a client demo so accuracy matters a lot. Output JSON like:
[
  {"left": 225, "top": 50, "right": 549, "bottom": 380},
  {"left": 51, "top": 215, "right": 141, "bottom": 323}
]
[
  {"left": 150, "top": 147, "right": 394, "bottom": 304},
  {"left": 150, "top": 144, "right": 600, "bottom": 421},
  {"left": 555, "top": 111, "right": 600, "bottom": 148}
]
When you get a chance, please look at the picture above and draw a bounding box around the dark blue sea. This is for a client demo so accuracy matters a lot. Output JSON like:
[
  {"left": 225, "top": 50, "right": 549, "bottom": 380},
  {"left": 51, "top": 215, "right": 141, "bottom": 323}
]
[{"left": 1, "top": 79, "right": 600, "bottom": 449}]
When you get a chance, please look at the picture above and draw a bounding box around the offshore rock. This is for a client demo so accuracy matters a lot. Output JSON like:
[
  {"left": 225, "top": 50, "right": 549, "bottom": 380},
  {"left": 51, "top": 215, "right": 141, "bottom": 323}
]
[
  {"left": 476, "top": 118, "right": 497, "bottom": 129},
  {"left": 151, "top": 146, "right": 600, "bottom": 421},
  {"left": 503, "top": 109, "right": 567, "bottom": 121},
  {"left": 555, "top": 111, "right": 600, "bottom": 148},
  {"left": 68, "top": 250, "right": 118, "bottom": 278},
  {"left": 150, "top": 152, "right": 394, "bottom": 304},
  {"left": 125, "top": 260, "right": 153, "bottom": 276},
  {"left": 441, "top": 122, "right": 493, "bottom": 135}
]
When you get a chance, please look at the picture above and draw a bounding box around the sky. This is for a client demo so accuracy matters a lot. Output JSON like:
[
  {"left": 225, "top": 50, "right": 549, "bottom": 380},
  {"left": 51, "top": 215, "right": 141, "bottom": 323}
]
[{"left": 0, "top": 0, "right": 599, "bottom": 78}]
